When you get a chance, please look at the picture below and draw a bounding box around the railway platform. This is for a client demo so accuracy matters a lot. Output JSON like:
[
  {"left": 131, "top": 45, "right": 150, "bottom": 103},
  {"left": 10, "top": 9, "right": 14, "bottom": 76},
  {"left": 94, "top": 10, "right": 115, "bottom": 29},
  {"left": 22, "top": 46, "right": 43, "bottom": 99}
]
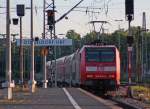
[{"left": 0, "top": 88, "right": 134, "bottom": 109}]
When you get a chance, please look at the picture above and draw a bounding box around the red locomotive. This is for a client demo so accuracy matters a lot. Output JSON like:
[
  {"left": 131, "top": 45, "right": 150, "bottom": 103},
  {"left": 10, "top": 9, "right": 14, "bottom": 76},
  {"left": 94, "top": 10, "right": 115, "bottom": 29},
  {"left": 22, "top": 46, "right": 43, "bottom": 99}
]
[{"left": 47, "top": 45, "right": 120, "bottom": 93}]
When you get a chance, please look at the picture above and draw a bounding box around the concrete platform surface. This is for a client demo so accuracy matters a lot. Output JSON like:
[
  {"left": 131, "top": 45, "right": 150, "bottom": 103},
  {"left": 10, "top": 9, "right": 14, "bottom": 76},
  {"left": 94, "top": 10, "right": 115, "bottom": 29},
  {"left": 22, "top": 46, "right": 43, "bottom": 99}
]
[{"left": 0, "top": 88, "right": 123, "bottom": 109}]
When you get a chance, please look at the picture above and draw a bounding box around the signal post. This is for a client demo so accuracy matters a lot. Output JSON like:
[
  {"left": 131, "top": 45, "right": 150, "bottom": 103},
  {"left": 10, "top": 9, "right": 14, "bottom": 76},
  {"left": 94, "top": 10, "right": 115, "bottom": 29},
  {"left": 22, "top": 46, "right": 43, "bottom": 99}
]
[
  {"left": 16, "top": 4, "right": 25, "bottom": 86},
  {"left": 42, "top": 0, "right": 56, "bottom": 88},
  {"left": 42, "top": 0, "right": 84, "bottom": 88},
  {"left": 125, "top": 0, "right": 134, "bottom": 97}
]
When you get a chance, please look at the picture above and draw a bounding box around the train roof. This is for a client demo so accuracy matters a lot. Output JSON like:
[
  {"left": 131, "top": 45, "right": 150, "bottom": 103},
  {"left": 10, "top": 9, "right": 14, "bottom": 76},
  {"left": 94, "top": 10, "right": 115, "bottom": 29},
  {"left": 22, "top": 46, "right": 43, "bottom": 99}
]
[
  {"left": 79, "top": 45, "right": 117, "bottom": 53},
  {"left": 56, "top": 56, "right": 66, "bottom": 63},
  {"left": 65, "top": 53, "right": 75, "bottom": 62}
]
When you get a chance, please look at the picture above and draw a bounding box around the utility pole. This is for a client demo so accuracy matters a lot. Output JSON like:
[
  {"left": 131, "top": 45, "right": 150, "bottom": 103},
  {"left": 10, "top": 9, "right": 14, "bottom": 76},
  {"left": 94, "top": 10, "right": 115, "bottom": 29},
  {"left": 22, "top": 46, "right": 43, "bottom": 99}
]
[
  {"left": 29, "top": 0, "right": 36, "bottom": 93},
  {"left": 115, "top": 19, "right": 123, "bottom": 50},
  {"left": 141, "top": 12, "right": 147, "bottom": 79},
  {"left": 53, "top": 0, "right": 57, "bottom": 88},
  {"left": 136, "top": 27, "right": 142, "bottom": 83},
  {"left": 19, "top": 16, "right": 24, "bottom": 85},
  {"left": 6, "top": 0, "right": 14, "bottom": 100},
  {"left": 42, "top": 0, "right": 48, "bottom": 88}
]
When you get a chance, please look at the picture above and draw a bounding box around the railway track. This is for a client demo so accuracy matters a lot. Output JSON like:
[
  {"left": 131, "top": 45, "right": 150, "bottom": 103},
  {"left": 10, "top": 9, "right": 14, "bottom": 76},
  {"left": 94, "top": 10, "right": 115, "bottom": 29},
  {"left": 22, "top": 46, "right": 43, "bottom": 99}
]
[{"left": 81, "top": 87, "right": 149, "bottom": 109}]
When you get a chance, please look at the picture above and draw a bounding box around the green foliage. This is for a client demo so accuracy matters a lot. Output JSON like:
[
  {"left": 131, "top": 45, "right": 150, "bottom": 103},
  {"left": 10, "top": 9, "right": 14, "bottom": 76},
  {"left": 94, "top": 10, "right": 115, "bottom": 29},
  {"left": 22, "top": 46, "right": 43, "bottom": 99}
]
[
  {"left": 82, "top": 31, "right": 97, "bottom": 44},
  {"left": 132, "top": 86, "right": 149, "bottom": 92},
  {"left": 66, "top": 30, "right": 81, "bottom": 41}
]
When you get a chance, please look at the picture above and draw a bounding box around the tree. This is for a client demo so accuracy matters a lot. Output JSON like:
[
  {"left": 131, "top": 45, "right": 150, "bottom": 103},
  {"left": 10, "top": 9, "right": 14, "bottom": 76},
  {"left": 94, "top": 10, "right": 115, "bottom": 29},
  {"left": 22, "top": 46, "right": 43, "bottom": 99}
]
[{"left": 66, "top": 30, "right": 81, "bottom": 41}]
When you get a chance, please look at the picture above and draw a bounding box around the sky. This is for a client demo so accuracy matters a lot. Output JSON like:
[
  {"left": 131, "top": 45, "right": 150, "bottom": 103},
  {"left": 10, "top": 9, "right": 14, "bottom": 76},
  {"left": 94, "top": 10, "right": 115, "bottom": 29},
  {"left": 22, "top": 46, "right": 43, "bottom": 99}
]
[{"left": 0, "top": 0, "right": 150, "bottom": 38}]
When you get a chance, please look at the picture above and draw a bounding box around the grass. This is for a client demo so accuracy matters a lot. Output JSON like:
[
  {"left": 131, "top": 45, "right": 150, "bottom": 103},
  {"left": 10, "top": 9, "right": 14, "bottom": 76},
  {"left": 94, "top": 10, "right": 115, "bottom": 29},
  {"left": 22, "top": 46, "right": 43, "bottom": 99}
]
[
  {"left": 13, "top": 85, "right": 30, "bottom": 93},
  {"left": 12, "top": 84, "right": 38, "bottom": 93},
  {"left": 0, "top": 85, "right": 36, "bottom": 104},
  {"left": 132, "top": 86, "right": 149, "bottom": 92},
  {"left": 131, "top": 85, "right": 150, "bottom": 103},
  {"left": 0, "top": 99, "right": 30, "bottom": 104}
]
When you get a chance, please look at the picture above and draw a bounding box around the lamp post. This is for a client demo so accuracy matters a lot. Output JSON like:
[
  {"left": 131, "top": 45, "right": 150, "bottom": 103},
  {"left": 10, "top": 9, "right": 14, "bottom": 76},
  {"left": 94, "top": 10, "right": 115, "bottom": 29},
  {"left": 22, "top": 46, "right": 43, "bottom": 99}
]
[
  {"left": 19, "top": 16, "right": 23, "bottom": 85},
  {"left": 6, "top": 0, "right": 14, "bottom": 100},
  {"left": 29, "top": 0, "right": 36, "bottom": 93},
  {"left": 42, "top": 0, "right": 48, "bottom": 88}
]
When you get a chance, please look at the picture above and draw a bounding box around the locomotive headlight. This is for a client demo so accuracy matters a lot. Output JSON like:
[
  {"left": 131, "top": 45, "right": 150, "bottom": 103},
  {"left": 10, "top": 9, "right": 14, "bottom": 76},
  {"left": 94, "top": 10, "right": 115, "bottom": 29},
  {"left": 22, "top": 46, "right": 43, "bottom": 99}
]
[{"left": 103, "top": 66, "right": 116, "bottom": 72}]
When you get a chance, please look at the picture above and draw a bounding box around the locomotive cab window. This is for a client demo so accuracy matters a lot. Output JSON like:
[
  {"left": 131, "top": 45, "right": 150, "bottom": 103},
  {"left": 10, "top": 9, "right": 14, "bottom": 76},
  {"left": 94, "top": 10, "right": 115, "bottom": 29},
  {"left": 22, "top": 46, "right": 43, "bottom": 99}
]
[{"left": 85, "top": 47, "right": 115, "bottom": 62}]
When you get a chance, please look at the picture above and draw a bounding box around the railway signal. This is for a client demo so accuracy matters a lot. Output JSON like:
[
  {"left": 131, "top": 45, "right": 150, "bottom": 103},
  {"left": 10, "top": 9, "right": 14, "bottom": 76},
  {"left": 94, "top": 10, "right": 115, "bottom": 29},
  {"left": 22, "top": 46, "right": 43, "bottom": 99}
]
[
  {"left": 125, "top": 0, "right": 134, "bottom": 18},
  {"left": 12, "top": 18, "right": 19, "bottom": 25},
  {"left": 16, "top": 5, "right": 25, "bottom": 17},
  {"left": 125, "top": 0, "right": 134, "bottom": 98},
  {"left": 127, "top": 35, "right": 134, "bottom": 46},
  {"left": 47, "top": 9, "right": 55, "bottom": 26}
]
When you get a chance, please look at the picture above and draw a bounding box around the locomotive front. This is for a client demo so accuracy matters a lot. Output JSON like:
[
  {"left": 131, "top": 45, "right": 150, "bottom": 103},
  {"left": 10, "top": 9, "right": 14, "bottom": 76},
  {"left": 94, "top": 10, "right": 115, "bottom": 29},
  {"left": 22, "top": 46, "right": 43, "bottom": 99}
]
[{"left": 80, "top": 45, "right": 120, "bottom": 92}]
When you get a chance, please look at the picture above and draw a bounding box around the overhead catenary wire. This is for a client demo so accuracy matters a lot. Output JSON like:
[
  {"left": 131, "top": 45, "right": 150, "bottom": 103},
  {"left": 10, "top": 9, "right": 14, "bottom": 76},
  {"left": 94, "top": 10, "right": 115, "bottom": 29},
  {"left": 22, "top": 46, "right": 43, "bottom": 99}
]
[{"left": 55, "top": 0, "right": 84, "bottom": 23}]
